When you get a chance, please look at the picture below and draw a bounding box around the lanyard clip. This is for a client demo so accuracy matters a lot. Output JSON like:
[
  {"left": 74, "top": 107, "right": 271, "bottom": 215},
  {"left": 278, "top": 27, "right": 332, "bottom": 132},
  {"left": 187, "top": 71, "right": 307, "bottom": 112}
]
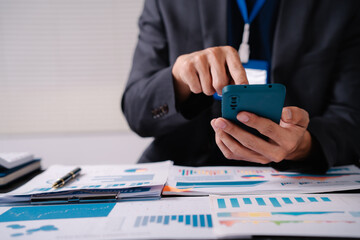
[{"left": 239, "top": 23, "right": 250, "bottom": 63}]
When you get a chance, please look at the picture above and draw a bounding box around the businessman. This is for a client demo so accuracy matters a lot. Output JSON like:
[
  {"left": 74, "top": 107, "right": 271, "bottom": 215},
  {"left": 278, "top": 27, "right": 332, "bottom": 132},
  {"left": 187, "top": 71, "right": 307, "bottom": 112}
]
[{"left": 122, "top": 0, "right": 360, "bottom": 172}]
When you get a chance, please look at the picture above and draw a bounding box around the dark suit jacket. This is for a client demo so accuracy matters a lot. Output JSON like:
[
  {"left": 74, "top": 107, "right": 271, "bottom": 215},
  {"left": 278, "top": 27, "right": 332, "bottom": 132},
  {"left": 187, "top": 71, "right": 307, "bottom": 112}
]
[{"left": 122, "top": 0, "right": 360, "bottom": 172}]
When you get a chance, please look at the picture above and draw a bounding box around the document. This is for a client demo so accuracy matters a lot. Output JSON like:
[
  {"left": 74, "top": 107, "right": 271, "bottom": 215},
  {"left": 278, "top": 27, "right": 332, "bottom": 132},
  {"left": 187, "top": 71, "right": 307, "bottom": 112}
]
[
  {"left": 0, "top": 196, "right": 216, "bottom": 239},
  {"left": 163, "top": 165, "right": 360, "bottom": 195},
  {"left": 0, "top": 161, "right": 172, "bottom": 204},
  {"left": 209, "top": 193, "right": 360, "bottom": 238}
]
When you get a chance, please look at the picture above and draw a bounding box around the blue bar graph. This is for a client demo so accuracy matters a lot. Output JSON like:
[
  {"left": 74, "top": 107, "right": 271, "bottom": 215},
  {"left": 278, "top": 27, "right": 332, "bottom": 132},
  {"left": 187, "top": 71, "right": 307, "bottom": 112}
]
[
  {"left": 230, "top": 198, "right": 240, "bottom": 208},
  {"left": 214, "top": 196, "right": 335, "bottom": 211},
  {"left": 192, "top": 215, "right": 198, "bottom": 227},
  {"left": 308, "top": 197, "right": 318, "bottom": 202},
  {"left": 199, "top": 215, "right": 205, "bottom": 227},
  {"left": 135, "top": 216, "right": 141, "bottom": 227},
  {"left": 134, "top": 214, "right": 213, "bottom": 228},
  {"left": 186, "top": 215, "right": 191, "bottom": 225},
  {"left": 164, "top": 216, "right": 170, "bottom": 225},
  {"left": 243, "top": 198, "right": 252, "bottom": 204},
  {"left": 269, "top": 197, "right": 281, "bottom": 207},
  {"left": 256, "top": 198, "right": 266, "bottom": 206},
  {"left": 206, "top": 214, "right": 213, "bottom": 228},
  {"left": 217, "top": 199, "right": 226, "bottom": 208},
  {"left": 142, "top": 216, "right": 149, "bottom": 226}
]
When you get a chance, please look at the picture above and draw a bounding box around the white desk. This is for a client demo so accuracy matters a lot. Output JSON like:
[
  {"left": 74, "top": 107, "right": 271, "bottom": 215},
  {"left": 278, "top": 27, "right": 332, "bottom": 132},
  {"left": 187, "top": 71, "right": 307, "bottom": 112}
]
[{"left": 0, "top": 132, "right": 152, "bottom": 168}]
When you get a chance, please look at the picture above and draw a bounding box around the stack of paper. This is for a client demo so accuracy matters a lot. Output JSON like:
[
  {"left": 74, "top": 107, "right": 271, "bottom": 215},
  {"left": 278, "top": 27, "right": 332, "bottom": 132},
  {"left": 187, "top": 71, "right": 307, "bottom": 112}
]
[
  {"left": 0, "top": 161, "right": 172, "bottom": 205},
  {"left": 163, "top": 165, "right": 360, "bottom": 195}
]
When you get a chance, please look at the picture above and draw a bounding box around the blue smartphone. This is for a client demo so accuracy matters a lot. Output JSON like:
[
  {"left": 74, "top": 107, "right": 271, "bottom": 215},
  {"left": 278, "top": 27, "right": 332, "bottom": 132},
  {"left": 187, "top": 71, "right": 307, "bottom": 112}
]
[{"left": 221, "top": 84, "right": 286, "bottom": 137}]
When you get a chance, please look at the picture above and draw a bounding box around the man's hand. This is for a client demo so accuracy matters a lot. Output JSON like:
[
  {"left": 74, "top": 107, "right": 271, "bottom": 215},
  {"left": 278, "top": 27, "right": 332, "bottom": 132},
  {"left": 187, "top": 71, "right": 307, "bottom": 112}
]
[
  {"left": 172, "top": 46, "right": 248, "bottom": 102},
  {"left": 210, "top": 107, "right": 312, "bottom": 164}
]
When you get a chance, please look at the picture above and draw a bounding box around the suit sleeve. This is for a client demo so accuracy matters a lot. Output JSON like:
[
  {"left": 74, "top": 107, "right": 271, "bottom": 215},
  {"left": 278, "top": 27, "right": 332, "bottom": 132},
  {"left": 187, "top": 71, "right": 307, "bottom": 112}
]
[
  {"left": 121, "top": 0, "right": 189, "bottom": 137},
  {"left": 278, "top": 6, "right": 360, "bottom": 172},
  {"left": 307, "top": 9, "right": 360, "bottom": 168}
]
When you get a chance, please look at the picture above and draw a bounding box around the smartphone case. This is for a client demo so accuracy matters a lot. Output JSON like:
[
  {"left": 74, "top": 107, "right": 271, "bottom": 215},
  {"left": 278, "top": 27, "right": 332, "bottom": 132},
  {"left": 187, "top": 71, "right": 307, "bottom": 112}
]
[{"left": 222, "top": 84, "right": 286, "bottom": 124}]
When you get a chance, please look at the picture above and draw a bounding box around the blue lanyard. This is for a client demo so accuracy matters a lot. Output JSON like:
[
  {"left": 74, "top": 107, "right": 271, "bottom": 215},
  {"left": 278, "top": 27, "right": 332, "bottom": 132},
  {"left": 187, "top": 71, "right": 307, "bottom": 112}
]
[
  {"left": 236, "top": 0, "right": 266, "bottom": 24},
  {"left": 236, "top": 0, "right": 266, "bottom": 63}
]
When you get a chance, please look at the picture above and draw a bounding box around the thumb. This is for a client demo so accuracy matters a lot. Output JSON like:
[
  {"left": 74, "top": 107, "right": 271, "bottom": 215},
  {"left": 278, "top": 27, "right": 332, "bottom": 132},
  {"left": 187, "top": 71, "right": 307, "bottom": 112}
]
[{"left": 281, "top": 107, "right": 309, "bottom": 128}]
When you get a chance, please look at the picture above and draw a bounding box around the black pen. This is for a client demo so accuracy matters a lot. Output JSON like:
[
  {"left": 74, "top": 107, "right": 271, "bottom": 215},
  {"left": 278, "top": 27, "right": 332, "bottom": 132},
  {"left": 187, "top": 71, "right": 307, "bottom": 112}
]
[{"left": 52, "top": 167, "right": 81, "bottom": 188}]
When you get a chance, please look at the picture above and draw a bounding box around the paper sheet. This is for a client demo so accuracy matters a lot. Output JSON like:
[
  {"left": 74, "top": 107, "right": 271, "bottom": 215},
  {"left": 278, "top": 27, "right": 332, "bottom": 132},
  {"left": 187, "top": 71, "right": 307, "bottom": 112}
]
[
  {"left": 163, "top": 165, "right": 360, "bottom": 195},
  {"left": 0, "top": 196, "right": 216, "bottom": 239},
  {"left": 209, "top": 193, "right": 360, "bottom": 238}
]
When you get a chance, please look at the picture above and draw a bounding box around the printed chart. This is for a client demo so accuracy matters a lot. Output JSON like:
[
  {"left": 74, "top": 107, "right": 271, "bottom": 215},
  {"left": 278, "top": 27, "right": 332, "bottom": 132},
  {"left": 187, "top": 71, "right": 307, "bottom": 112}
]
[
  {"left": 164, "top": 165, "right": 360, "bottom": 195},
  {"left": 178, "top": 168, "right": 231, "bottom": 176},
  {"left": 7, "top": 161, "right": 171, "bottom": 195},
  {"left": 1, "top": 161, "right": 172, "bottom": 204},
  {"left": 0, "top": 197, "right": 215, "bottom": 240},
  {"left": 215, "top": 196, "right": 333, "bottom": 209},
  {"left": 210, "top": 194, "right": 360, "bottom": 238},
  {"left": 0, "top": 203, "right": 115, "bottom": 222},
  {"left": 134, "top": 214, "right": 213, "bottom": 229}
]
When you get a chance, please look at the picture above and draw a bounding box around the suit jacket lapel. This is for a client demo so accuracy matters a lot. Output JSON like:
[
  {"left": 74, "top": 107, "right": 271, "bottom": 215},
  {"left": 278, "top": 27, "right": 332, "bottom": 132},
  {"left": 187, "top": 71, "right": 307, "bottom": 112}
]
[
  {"left": 271, "top": 0, "right": 315, "bottom": 83},
  {"left": 198, "top": 0, "right": 227, "bottom": 47}
]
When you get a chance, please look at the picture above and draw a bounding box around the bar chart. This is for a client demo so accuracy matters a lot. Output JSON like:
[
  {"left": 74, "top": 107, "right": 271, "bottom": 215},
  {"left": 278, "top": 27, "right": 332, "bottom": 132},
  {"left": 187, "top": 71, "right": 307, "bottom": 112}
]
[
  {"left": 215, "top": 196, "right": 333, "bottom": 209},
  {"left": 210, "top": 194, "right": 360, "bottom": 238},
  {"left": 165, "top": 165, "right": 360, "bottom": 195},
  {"left": 133, "top": 214, "right": 213, "bottom": 228},
  {"left": 178, "top": 168, "right": 231, "bottom": 176}
]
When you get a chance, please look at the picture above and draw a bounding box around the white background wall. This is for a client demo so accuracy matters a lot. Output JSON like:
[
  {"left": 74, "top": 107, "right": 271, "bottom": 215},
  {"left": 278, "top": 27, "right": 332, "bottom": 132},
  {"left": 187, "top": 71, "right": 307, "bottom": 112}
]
[
  {"left": 0, "top": 0, "right": 143, "bottom": 134},
  {"left": 0, "top": 0, "right": 153, "bottom": 167}
]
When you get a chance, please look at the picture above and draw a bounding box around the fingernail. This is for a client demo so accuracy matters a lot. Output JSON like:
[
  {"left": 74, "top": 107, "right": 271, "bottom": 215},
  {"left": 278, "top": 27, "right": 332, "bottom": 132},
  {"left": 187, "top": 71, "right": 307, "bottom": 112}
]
[
  {"left": 210, "top": 119, "right": 217, "bottom": 130},
  {"left": 214, "top": 119, "right": 227, "bottom": 129},
  {"left": 237, "top": 113, "right": 249, "bottom": 123},
  {"left": 285, "top": 109, "right": 292, "bottom": 120}
]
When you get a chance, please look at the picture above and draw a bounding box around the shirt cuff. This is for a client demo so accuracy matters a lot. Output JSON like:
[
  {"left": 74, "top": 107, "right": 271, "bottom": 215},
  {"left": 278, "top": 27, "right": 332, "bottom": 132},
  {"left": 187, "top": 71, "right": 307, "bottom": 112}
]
[{"left": 271, "top": 133, "right": 328, "bottom": 174}]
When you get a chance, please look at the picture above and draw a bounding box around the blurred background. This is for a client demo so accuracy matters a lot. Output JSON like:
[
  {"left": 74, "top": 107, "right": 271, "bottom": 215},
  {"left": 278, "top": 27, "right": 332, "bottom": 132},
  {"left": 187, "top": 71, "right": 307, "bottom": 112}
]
[{"left": 0, "top": 0, "right": 152, "bottom": 167}]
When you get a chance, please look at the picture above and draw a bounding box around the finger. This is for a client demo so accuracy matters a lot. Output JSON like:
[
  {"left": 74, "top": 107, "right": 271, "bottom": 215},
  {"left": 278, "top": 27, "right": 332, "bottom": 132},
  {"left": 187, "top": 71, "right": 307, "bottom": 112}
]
[
  {"left": 224, "top": 46, "right": 248, "bottom": 85},
  {"left": 181, "top": 61, "right": 202, "bottom": 94},
  {"left": 213, "top": 118, "right": 284, "bottom": 162},
  {"left": 206, "top": 48, "right": 229, "bottom": 94},
  {"left": 214, "top": 134, "right": 234, "bottom": 160},
  {"left": 195, "top": 56, "right": 215, "bottom": 95},
  {"left": 211, "top": 119, "right": 235, "bottom": 158},
  {"left": 211, "top": 119, "right": 270, "bottom": 163},
  {"left": 281, "top": 107, "right": 309, "bottom": 128},
  {"left": 237, "top": 112, "right": 288, "bottom": 144},
  {"left": 215, "top": 128, "right": 271, "bottom": 164}
]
